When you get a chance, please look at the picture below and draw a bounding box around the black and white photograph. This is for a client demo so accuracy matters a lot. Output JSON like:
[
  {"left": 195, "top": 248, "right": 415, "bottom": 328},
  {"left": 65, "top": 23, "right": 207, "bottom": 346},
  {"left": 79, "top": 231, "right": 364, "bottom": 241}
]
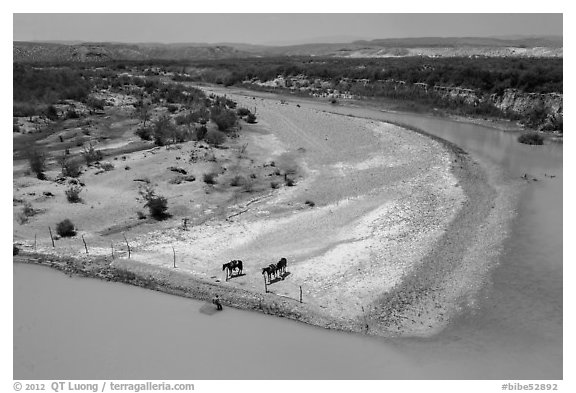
[{"left": 9, "top": 6, "right": 568, "bottom": 389}]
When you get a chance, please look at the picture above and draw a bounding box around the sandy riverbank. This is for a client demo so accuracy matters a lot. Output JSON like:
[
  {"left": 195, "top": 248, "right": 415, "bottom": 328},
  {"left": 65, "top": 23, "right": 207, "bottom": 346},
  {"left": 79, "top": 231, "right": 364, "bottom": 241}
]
[{"left": 14, "top": 88, "right": 515, "bottom": 337}]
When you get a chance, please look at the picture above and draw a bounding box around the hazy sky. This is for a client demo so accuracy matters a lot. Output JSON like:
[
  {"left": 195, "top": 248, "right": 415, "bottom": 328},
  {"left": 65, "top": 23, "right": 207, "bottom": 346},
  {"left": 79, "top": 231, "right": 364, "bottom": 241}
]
[{"left": 13, "top": 14, "right": 563, "bottom": 45}]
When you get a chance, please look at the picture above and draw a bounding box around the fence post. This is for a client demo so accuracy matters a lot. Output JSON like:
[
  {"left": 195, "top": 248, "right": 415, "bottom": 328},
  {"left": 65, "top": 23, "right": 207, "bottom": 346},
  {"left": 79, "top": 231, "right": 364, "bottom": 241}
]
[
  {"left": 123, "top": 234, "right": 131, "bottom": 259},
  {"left": 34, "top": 234, "right": 37, "bottom": 251},
  {"left": 48, "top": 226, "right": 55, "bottom": 248},
  {"left": 82, "top": 235, "right": 89, "bottom": 254},
  {"left": 111, "top": 242, "right": 114, "bottom": 259},
  {"left": 263, "top": 274, "right": 268, "bottom": 293},
  {"left": 299, "top": 285, "right": 303, "bottom": 303},
  {"left": 172, "top": 246, "right": 176, "bottom": 268}
]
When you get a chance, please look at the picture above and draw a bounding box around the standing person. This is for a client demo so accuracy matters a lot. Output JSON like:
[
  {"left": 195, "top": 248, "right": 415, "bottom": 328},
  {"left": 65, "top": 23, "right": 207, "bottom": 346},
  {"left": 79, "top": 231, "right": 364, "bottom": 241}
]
[{"left": 212, "top": 294, "right": 222, "bottom": 311}]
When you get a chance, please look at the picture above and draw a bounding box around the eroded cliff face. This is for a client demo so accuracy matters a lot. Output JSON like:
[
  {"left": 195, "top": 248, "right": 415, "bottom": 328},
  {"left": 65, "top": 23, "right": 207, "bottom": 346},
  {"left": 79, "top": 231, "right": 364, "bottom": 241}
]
[
  {"left": 434, "top": 86, "right": 562, "bottom": 131},
  {"left": 491, "top": 89, "right": 562, "bottom": 115}
]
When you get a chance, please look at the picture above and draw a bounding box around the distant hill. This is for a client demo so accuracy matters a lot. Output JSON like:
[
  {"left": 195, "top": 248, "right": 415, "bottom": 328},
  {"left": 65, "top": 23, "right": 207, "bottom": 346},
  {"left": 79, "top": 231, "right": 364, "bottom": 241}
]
[
  {"left": 13, "top": 36, "right": 563, "bottom": 63},
  {"left": 13, "top": 41, "right": 256, "bottom": 63}
]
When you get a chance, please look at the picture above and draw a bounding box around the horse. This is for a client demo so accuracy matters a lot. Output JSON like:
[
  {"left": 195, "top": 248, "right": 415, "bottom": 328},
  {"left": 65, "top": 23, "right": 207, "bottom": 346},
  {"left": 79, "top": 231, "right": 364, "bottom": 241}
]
[
  {"left": 276, "top": 258, "right": 287, "bottom": 276},
  {"left": 222, "top": 260, "right": 243, "bottom": 280},
  {"left": 261, "top": 263, "right": 277, "bottom": 283}
]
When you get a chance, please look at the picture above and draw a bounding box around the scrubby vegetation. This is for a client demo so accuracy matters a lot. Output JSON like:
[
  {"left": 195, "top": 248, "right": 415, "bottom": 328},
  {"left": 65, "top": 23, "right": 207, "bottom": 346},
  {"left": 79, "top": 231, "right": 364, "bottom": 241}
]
[
  {"left": 56, "top": 219, "right": 76, "bottom": 237},
  {"left": 65, "top": 185, "right": 83, "bottom": 203},
  {"left": 28, "top": 149, "right": 47, "bottom": 180},
  {"left": 139, "top": 185, "right": 169, "bottom": 220},
  {"left": 518, "top": 132, "right": 544, "bottom": 145}
]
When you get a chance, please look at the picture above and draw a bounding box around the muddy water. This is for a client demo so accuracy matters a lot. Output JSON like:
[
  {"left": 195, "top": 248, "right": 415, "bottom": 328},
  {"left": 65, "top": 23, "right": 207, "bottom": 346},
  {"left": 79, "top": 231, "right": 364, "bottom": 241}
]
[{"left": 14, "top": 102, "right": 562, "bottom": 379}]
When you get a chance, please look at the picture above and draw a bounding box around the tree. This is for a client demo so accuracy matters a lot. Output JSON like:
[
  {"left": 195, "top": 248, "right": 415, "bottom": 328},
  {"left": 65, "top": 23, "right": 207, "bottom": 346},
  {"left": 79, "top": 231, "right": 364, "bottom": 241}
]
[{"left": 139, "top": 185, "right": 168, "bottom": 220}]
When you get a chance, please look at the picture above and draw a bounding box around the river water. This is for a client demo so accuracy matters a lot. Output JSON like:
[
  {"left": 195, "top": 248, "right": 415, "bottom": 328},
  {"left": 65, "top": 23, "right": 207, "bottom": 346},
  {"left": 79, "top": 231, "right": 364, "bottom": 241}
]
[{"left": 14, "top": 100, "right": 562, "bottom": 380}]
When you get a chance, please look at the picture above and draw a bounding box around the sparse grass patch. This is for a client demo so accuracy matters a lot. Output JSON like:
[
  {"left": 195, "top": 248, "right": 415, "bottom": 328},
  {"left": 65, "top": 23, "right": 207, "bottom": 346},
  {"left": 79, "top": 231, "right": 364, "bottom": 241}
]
[{"left": 100, "top": 162, "right": 115, "bottom": 171}]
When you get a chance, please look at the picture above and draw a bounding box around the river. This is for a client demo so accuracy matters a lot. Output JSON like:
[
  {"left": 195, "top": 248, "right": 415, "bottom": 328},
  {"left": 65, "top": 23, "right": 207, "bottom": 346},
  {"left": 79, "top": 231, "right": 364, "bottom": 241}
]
[{"left": 13, "top": 96, "right": 562, "bottom": 380}]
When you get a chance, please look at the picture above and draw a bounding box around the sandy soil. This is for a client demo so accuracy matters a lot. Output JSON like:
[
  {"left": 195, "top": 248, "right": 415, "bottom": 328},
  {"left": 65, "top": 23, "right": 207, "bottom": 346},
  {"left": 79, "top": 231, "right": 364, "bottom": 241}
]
[{"left": 14, "top": 86, "right": 514, "bottom": 337}]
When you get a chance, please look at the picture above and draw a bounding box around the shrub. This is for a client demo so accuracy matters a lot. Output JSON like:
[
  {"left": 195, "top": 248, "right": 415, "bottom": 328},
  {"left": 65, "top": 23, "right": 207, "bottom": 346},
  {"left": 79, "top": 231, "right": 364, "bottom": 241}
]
[
  {"left": 66, "top": 109, "right": 80, "bottom": 119},
  {"left": 65, "top": 185, "right": 83, "bottom": 203},
  {"left": 13, "top": 245, "right": 19, "bottom": 256},
  {"left": 270, "top": 181, "right": 279, "bottom": 189},
  {"left": 56, "top": 219, "right": 76, "bottom": 237},
  {"left": 166, "top": 104, "right": 179, "bottom": 113},
  {"left": 86, "top": 97, "right": 106, "bottom": 111},
  {"left": 28, "top": 149, "right": 47, "bottom": 180},
  {"left": 518, "top": 132, "right": 544, "bottom": 145},
  {"left": 82, "top": 144, "right": 103, "bottom": 165},
  {"left": 59, "top": 155, "right": 83, "bottom": 178},
  {"left": 13, "top": 123, "right": 21, "bottom": 133},
  {"left": 245, "top": 113, "right": 257, "bottom": 124},
  {"left": 210, "top": 107, "right": 237, "bottom": 131},
  {"left": 101, "top": 162, "right": 115, "bottom": 171},
  {"left": 145, "top": 195, "right": 168, "bottom": 219},
  {"left": 16, "top": 202, "right": 36, "bottom": 224},
  {"left": 305, "top": 200, "right": 316, "bottom": 207},
  {"left": 135, "top": 126, "right": 154, "bottom": 141},
  {"left": 203, "top": 173, "right": 218, "bottom": 185},
  {"left": 237, "top": 107, "right": 251, "bottom": 117},
  {"left": 46, "top": 105, "right": 59, "bottom": 121},
  {"left": 230, "top": 175, "right": 246, "bottom": 186},
  {"left": 151, "top": 116, "right": 175, "bottom": 146},
  {"left": 286, "top": 178, "right": 295, "bottom": 186},
  {"left": 137, "top": 211, "right": 146, "bottom": 220},
  {"left": 195, "top": 125, "right": 208, "bottom": 141},
  {"left": 139, "top": 185, "right": 169, "bottom": 220},
  {"left": 204, "top": 129, "right": 227, "bottom": 146}
]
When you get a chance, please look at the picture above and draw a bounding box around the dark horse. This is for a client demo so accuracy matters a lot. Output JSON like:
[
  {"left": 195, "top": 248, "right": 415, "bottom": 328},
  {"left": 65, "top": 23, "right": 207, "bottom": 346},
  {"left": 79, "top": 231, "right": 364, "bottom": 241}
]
[
  {"left": 222, "top": 260, "right": 243, "bottom": 280},
  {"left": 261, "top": 263, "right": 277, "bottom": 283},
  {"left": 276, "top": 258, "right": 287, "bottom": 276}
]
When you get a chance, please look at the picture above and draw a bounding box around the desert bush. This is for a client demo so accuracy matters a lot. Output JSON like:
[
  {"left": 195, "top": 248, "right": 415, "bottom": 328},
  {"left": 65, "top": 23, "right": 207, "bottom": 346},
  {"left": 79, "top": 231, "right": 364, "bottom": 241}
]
[
  {"left": 245, "top": 113, "right": 257, "bottom": 124},
  {"left": 135, "top": 126, "right": 154, "bottom": 141},
  {"left": 237, "top": 107, "right": 251, "bottom": 117},
  {"left": 13, "top": 245, "right": 19, "bottom": 255},
  {"left": 82, "top": 144, "right": 103, "bottom": 165},
  {"left": 151, "top": 116, "right": 176, "bottom": 146},
  {"left": 16, "top": 202, "right": 36, "bottom": 224},
  {"left": 270, "top": 181, "right": 279, "bottom": 189},
  {"left": 13, "top": 123, "right": 21, "bottom": 133},
  {"left": 101, "top": 162, "right": 115, "bottom": 171},
  {"left": 195, "top": 125, "right": 208, "bottom": 141},
  {"left": 65, "top": 185, "right": 83, "bottom": 203},
  {"left": 66, "top": 109, "right": 80, "bottom": 119},
  {"left": 210, "top": 107, "right": 237, "bottom": 131},
  {"left": 46, "top": 105, "right": 59, "bottom": 121},
  {"left": 137, "top": 211, "right": 146, "bottom": 220},
  {"left": 203, "top": 173, "right": 218, "bottom": 185},
  {"left": 58, "top": 155, "right": 83, "bottom": 178},
  {"left": 285, "top": 178, "right": 295, "bottom": 186},
  {"left": 145, "top": 195, "right": 168, "bottom": 219},
  {"left": 166, "top": 104, "right": 179, "bottom": 113},
  {"left": 56, "top": 219, "right": 76, "bottom": 237},
  {"left": 139, "top": 185, "right": 169, "bottom": 220},
  {"left": 28, "top": 149, "right": 47, "bottom": 180},
  {"left": 518, "top": 132, "right": 544, "bottom": 145},
  {"left": 230, "top": 175, "right": 246, "bottom": 187},
  {"left": 305, "top": 200, "right": 316, "bottom": 207},
  {"left": 204, "top": 129, "right": 227, "bottom": 146},
  {"left": 86, "top": 96, "right": 106, "bottom": 111}
]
